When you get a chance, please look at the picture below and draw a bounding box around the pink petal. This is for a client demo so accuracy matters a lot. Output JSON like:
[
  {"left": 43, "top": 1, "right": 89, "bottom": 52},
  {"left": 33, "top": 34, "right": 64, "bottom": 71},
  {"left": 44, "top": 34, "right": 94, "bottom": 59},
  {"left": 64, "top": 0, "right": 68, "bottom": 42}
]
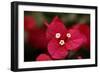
[
  {"left": 73, "top": 24, "right": 90, "bottom": 49},
  {"left": 48, "top": 39, "right": 68, "bottom": 59},
  {"left": 46, "top": 16, "right": 67, "bottom": 41},
  {"left": 66, "top": 28, "right": 86, "bottom": 51},
  {"left": 66, "top": 38, "right": 84, "bottom": 51},
  {"left": 68, "top": 28, "right": 86, "bottom": 40},
  {"left": 36, "top": 54, "right": 51, "bottom": 61}
]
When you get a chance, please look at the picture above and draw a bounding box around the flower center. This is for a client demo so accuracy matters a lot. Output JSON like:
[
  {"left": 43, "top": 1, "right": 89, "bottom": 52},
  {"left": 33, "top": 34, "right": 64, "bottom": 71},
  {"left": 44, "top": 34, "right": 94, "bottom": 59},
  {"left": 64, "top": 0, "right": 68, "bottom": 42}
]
[
  {"left": 66, "top": 33, "right": 71, "bottom": 38},
  {"left": 55, "top": 33, "right": 61, "bottom": 39},
  {"left": 59, "top": 40, "right": 65, "bottom": 46}
]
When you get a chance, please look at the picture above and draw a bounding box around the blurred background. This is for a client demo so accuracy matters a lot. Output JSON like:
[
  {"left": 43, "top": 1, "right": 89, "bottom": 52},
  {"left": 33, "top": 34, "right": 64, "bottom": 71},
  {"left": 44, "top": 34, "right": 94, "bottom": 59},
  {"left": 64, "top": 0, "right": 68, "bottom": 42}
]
[{"left": 24, "top": 11, "right": 90, "bottom": 28}]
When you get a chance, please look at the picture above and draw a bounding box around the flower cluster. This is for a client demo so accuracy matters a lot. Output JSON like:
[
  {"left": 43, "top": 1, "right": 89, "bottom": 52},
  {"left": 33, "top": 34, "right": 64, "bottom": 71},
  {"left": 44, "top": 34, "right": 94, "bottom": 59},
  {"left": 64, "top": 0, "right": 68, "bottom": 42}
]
[{"left": 24, "top": 16, "right": 90, "bottom": 61}]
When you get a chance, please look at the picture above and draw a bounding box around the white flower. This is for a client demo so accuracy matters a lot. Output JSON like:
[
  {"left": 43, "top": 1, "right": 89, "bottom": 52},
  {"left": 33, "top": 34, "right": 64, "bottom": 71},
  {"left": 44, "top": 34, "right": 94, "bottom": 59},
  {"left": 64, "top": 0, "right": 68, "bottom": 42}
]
[
  {"left": 66, "top": 33, "right": 71, "bottom": 38},
  {"left": 55, "top": 33, "right": 61, "bottom": 39},
  {"left": 59, "top": 40, "right": 65, "bottom": 46}
]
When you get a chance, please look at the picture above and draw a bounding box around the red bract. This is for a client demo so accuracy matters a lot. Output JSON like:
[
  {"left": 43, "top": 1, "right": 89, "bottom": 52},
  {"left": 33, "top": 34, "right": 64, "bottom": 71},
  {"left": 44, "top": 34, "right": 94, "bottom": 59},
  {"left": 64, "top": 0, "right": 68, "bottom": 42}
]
[
  {"left": 65, "top": 28, "right": 86, "bottom": 51},
  {"left": 24, "top": 16, "right": 37, "bottom": 31},
  {"left": 73, "top": 24, "right": 90, "bottom": 49},
  {"left": 46, "top": 16, "right": 67, "bottom": 41},
  {"left": 48, "top": 39, "right": 68, "bottom": 59},
  {"left": 47, "top": 16, "right": 87, "bottom": 59},
  {"left": 36, "top": 54, "right": 51, "bottom": 61}
]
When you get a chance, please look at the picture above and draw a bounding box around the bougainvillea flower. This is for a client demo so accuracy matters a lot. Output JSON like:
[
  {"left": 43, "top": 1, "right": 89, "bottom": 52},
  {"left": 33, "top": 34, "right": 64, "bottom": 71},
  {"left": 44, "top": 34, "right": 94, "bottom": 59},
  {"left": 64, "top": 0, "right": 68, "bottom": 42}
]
[
  {"left": 24, "top": 16, "right": 37, "bottom": 31},
  {"left": 46, "top": 16, "right": 67, "bottom": 41},
  {"left": 47, "top": 16, "right": 87, "bottom": 59},
  {"left": 28, "top": 28, "right": 48, "bottom": 49},
  {"left": 36, "top": 54, "right": 51, "bottom": 61},
  {"left": 48, "top": 39, "right": 69, "bottom": 59},
  {"left": 73, "top": 24, "right": 90, "bottom": 49}
]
